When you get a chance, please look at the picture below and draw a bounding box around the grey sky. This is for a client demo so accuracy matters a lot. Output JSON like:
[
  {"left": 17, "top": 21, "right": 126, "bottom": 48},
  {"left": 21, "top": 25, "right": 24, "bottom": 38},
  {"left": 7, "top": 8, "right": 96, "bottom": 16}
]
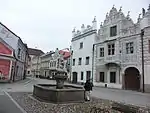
[{"left": 0, "top": 0, "right": 149, "bottom": 52}]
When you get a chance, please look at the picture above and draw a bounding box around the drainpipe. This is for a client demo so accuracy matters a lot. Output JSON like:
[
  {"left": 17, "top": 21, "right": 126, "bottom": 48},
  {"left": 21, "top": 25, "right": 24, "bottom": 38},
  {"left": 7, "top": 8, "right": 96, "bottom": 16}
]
[
  {"left": 36, "top": 56, "right": 39, "bottom": 77},
  {"left": 92, "top": 44, "right": 95, "bottom": 83},
  {"left": 69, "top": 46, "right": 73, "bottom": 83},
  {"left": 141, "top": 29, "right": 145, "bottom": 93}
]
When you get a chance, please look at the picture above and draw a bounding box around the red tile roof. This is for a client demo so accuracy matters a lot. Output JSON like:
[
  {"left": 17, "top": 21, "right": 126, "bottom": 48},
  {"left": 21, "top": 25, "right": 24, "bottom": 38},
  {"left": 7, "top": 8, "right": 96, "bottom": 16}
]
[
  {"left": 59, "top": 50, "right": 71, "bottom": 59},
  {"left": 28, "top": 48, "right": 44, "bottom": 56}
]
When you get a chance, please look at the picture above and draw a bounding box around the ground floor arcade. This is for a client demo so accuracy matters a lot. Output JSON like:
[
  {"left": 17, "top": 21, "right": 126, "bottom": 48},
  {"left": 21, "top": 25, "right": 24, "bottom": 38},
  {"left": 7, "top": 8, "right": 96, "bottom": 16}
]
[{"left": 94, "top": 63, "right": 141, "bottom": 91}]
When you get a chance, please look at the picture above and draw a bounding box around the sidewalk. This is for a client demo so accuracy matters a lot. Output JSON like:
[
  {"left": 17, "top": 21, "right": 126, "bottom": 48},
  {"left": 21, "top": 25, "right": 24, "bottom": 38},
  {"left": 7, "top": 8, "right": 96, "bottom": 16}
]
[{"left": 92, "top": 87, "right": 150, "bottom": 107}]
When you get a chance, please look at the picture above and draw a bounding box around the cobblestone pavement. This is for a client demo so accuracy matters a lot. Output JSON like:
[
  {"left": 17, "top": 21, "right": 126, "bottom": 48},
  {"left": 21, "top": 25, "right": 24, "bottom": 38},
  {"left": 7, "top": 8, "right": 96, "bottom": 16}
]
[
  {"left": 8, "top": 92, "right": 150, "bottom": 113},
  {"left": 1, "top": 77, "right": 150, "bottom": 107}
]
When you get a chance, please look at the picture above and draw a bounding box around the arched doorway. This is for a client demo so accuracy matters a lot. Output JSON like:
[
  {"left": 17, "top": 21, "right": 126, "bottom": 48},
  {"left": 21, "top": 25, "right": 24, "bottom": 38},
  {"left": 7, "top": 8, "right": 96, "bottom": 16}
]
[
  {"left": 124, "top": 67, "right": 140, "bottom": 91},
  {"left": 72, "top": 72, "right": 78, "bottom": 83}
]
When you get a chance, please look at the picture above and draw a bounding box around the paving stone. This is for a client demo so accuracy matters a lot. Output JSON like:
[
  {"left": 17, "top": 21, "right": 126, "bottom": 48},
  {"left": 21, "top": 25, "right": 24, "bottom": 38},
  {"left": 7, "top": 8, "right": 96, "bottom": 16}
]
[{"left": 8, "top": 92, "right": 150, "bottom": 113}]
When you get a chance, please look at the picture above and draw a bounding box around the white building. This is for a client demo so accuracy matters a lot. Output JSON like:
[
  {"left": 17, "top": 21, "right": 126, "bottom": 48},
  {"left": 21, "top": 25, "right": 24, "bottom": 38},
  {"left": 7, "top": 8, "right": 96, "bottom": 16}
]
[
  {"left": 93, "top": 5, "right": 150, "bottom": 92},
  {"left": 71, "top": 17, "right": 97, "bottom": 83}
]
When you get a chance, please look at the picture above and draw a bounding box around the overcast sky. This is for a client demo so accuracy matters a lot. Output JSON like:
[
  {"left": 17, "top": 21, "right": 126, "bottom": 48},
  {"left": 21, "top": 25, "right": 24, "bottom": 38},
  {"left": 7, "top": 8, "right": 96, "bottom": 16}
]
[{"left": 0, "top": 0, "right": 149, "bottom": 52}]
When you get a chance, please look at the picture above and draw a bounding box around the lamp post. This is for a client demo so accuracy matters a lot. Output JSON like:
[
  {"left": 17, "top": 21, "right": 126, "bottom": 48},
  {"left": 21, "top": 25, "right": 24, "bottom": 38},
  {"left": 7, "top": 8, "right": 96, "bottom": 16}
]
[{"left": 141, "top": 29, "right": 145, "bottom": 93}]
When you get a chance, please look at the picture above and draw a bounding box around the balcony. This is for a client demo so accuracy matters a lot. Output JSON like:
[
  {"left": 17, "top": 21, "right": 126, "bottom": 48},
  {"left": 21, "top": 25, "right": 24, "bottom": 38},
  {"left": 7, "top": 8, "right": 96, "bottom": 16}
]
[
  {"left": 96, "top": 54, "right": 121, "bottom": 66},
  {"left": 104, "top": 54, "right": 121, "bottom": 65}
]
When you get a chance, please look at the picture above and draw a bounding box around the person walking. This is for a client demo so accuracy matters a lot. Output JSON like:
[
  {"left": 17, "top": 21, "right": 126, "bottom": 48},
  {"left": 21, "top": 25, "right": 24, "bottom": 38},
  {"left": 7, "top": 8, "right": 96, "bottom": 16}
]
[{"left": 84, "top": 79, "right": 93, "bottom": 101}]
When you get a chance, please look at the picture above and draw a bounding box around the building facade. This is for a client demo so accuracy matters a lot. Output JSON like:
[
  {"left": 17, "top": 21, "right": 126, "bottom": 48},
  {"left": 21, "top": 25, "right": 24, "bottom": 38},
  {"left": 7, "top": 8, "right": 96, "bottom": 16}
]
[
  {"left": 40, "top": 51, "right": 54, "bottom": 78},
  {"left": 39, "top": 48, "right": 71, "bottom": 79},
  {"left": 93, "top": 5, "right": 150, "bottom": 92},
  {"left": 71, "top": 17, "right": 97, "bottom": 84},
  {"left": 27, "top": 48, "right": 44, "bottom": 76},
  {"left": 0, "top": 22, "right": 28, "bottom": 82}
]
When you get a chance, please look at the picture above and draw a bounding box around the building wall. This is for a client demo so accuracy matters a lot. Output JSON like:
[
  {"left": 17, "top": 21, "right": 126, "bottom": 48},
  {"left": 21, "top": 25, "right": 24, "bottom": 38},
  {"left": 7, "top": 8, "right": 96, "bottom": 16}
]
[
  {"left": 94, "top": 6, "right": 150, "bottom": 92},
  {"left": 71, "top": 19, "right": 97, "bottom": 83},
  {"left": 0, "top": 23, "right": 27, "bottom": 81}
]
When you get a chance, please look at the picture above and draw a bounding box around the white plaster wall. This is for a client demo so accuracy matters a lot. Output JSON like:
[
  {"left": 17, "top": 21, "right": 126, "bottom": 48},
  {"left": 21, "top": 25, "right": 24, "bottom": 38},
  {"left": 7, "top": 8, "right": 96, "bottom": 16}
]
[{"left": 71, "top": 33, "right": 96, "bottom": 82}]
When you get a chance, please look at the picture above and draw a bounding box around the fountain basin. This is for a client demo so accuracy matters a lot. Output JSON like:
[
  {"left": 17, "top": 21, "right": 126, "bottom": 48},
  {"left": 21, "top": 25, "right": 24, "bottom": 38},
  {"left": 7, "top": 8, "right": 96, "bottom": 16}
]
[{"left": 33, "top": 84, "right": 85, "bottom": 104}]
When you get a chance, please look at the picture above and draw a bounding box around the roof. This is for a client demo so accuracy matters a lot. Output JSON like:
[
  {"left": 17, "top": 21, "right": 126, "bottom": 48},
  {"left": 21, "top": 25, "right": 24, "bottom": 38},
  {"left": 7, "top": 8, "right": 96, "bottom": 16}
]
[
  {"left": 0, "top": 22, "right": 27, "bottom": 49},
  {"left": 59, "top": 50, "right": 71, "bottom": 59},
  {"left": 28, "top": 48, "right": 44, "bottom": 56},
  {"left": 40, "top": 51, "right": 54, "bottom": 57}
]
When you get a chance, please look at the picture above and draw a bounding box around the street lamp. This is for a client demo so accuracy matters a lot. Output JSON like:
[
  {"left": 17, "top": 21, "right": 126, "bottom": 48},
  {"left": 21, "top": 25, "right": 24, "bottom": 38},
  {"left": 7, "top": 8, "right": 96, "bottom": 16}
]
[{"left": 141, "top": 29, "right": 145, "bottom": 93}]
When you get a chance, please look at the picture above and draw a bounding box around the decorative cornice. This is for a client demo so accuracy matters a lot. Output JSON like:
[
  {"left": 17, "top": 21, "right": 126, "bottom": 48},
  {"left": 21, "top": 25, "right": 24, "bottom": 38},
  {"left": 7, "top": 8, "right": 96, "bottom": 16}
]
[{"left": 71, "top": 29, "right": 97, "bottom": 42}]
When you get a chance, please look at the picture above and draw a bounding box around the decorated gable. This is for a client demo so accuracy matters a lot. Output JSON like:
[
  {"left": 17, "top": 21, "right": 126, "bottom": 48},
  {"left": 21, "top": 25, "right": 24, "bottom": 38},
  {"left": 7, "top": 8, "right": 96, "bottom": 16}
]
[{"left": 0, "top": 41, "right": 12, "bottom": 55}]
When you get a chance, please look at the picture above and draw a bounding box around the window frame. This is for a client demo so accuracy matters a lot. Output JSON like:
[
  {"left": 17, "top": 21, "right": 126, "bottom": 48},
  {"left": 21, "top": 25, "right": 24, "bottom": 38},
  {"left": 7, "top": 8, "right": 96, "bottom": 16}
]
[
  {"left": 73, "top": 59, "right": 75, "bottom": 66},
  {"left": 108, "top": 43, "right": 115, "bottom": 55},
  {"left": 110, "top": 25, "right": 117, "bottom": 37},
  {"left": 100, "top": 48, "right": 104, "bottom": 57},
  {"left": 81, "top": 72, "right": 84, "bottom": 80},
  {"left": 126, "top": 42, "right": 134, "bottom": 54},
  {"left": 85, "top": 56, "right": 90, "bottom": 65},
  {"left": 79, "top": 42, "right": 83, "bottom": 49},
  {"left": 18, "top": 48, "right": 21, "bottom": 58},
  {"left": 99, "top": 72, "right": 105, "bottom": 82},
  {"left": 110, "top": 72, "right": 116, "bottom": 83},
  {"left": 78, "top": 58, "right": 82, "bottom": 65}
]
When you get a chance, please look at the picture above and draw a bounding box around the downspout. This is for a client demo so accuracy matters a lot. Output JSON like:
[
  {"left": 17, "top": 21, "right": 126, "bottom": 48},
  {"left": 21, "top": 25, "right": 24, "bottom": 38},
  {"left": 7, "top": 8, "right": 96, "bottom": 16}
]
[
  {"left": 36, "top": 56, "right": 39, "bottom": 77},
  {"left": 92, "top": 44, "right": 95, "bottom": 83},
  {"left": 141, "top": 29, "right": 145, "bottom": 93},
  {"left": 70, "top": 48, "right": 73, "bottom": 83}
]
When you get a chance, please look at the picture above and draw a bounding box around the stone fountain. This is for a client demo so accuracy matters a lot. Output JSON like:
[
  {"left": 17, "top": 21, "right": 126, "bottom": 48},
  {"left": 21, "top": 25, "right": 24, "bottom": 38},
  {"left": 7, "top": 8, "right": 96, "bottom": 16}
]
[{"left": 33, "top": 48, "right": 85, "bottom": 104}]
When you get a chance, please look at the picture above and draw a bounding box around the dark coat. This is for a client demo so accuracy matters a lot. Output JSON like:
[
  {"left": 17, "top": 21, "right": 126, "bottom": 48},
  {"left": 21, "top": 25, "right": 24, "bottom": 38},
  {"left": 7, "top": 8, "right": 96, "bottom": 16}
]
[{"left": 84, "top": 81, "right": 93, "bottom": 91}]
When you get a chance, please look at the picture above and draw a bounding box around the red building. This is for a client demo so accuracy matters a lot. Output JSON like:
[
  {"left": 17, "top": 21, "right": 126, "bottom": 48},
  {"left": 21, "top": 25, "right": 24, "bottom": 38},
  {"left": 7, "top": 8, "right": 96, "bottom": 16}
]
[{"left": 0, "top": 38, "right": 15, "bottom": 82}]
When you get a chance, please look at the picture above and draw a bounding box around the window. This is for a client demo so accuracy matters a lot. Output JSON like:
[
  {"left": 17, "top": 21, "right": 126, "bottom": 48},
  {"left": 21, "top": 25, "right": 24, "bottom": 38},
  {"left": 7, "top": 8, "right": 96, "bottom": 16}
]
[
  {"left": 110, "top": 26, "right": 117, "bottom": 37},
  {"left": 108, "top": 43, "right": 115, "bottom": 55},
  {"left": 81, "top": 72, "right": 84, "bottom": 80},
  {"left": 99, "top": 72, "right": 104, "bottom": 82},
  {"left": 28, "top": 71, "right": 30, "bottom": 74},
  {"left": 78, "top": 58, "right": 82, "bottom": 65},
  {"left": 86, "top": 71, "right": 91, "bottom": 80},
  {"left": 80, "top": 42, "right": 83, "bottom": 49},
  {"left": 18, "top": 48, "right": 21, "bottom": 58},
  {"left": 54, "top": 61, "right": 56, "bottom": 67},
  {"left": 100, "top": 48, "right": 104, "bottom": 57},
  {"left": 50, "top": 62, "right": 52, "bottom": 67},
  {"left": 149, "top": 40, "right": 150, "bottom": 53},
  {"left": 85, "top": 57, "right": 90, "bottom": 65},
  {"left": 110, "top": 72, "right": 116, "bottom": 83},
  {"left": 73, "top": 59, "right": 75, "bottom": 66},
  {"left": 126, "top": 42, "right": 134, "bottom": 54}
]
